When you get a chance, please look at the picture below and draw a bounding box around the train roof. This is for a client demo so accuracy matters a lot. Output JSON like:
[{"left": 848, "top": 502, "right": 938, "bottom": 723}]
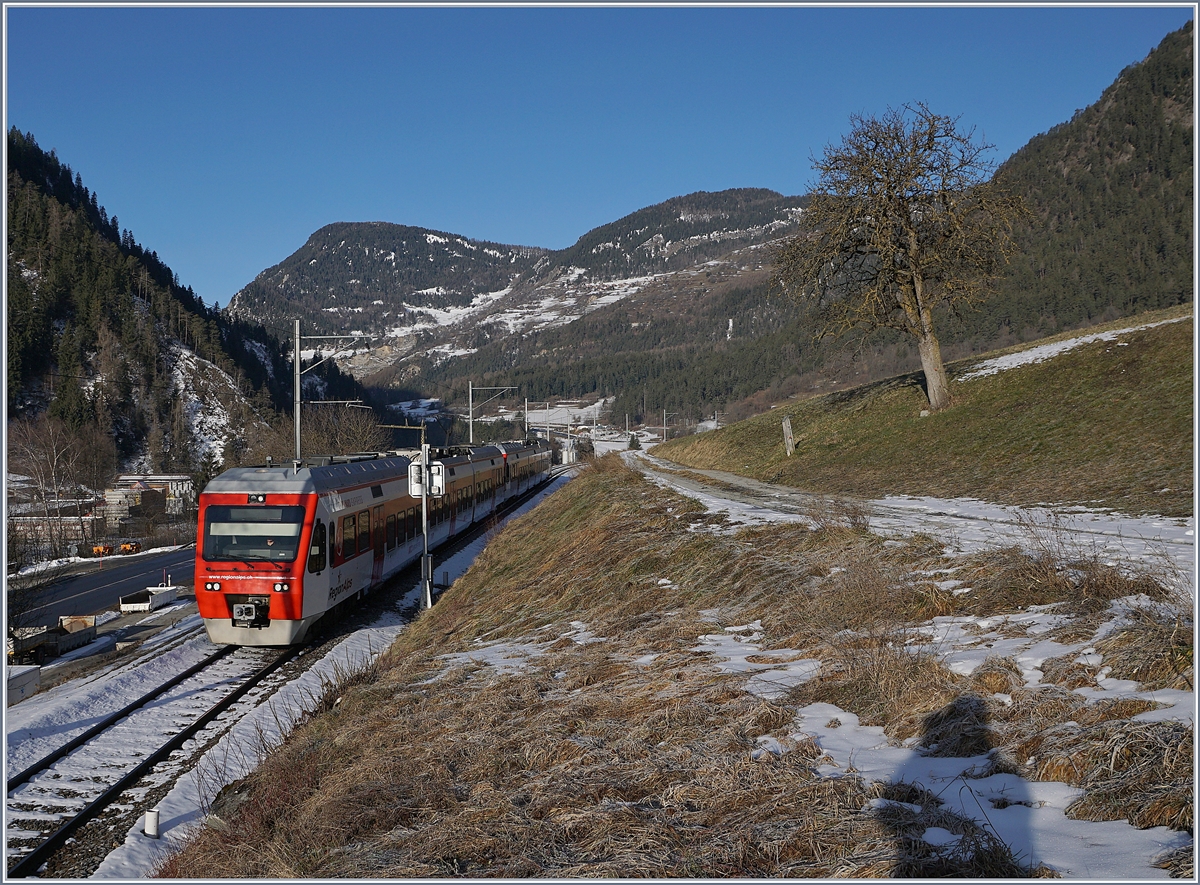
[
  {"left": 201, "top": 440, "right": 548, "bottom": 497},
  {"left": 202, "top": 453, "right": 413, "bottom": 496}
]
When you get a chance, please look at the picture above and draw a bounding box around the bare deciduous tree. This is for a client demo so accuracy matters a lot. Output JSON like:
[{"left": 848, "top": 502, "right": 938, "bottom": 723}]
[
  {"left": 236, "top": 405, "right": 391, "bottom": 467},
  {"left": 303, "top": 405, "right": 390, "bottom": 456},
  {"left": 8, "top": 414, "right": 84, "bottom": 559},
  {"left": 774, "top": 103, "right": 1027, "bottom": 412}
]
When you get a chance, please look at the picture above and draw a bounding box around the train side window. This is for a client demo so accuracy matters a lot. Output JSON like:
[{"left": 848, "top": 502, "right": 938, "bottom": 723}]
[
  {"left": 308, "top": 520, "right": 327, "bottom": 573},
  {"left": 386, "top": 513, "right": 396, "bottom": 550},
  {"left": 357, "top": 509, "right": 371, "bottom": 552},
  {"left": 342, "top": 514, "right": 357, "bottom": 558}
]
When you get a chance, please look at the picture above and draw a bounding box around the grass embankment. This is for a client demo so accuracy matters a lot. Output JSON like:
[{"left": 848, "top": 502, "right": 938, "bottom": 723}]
[
  {"left": 658, "top": 307, "right": 1193, "bottom": 518},
  {"left": 158, "top": 457, "right": 1192, "bottom": 878}
]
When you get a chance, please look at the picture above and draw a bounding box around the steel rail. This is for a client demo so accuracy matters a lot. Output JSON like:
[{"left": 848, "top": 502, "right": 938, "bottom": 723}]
[
  {"left": 7, "top": 647, "right": 295, "bottom": 879},
  {"left": 7, "top": 646, "right": 235, "bottom": 793}
]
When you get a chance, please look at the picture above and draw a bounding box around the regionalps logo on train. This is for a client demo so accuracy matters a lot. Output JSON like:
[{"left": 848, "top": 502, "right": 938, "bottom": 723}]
[{"left": 194, "top": 441, "right": 552, "bottom": 646}]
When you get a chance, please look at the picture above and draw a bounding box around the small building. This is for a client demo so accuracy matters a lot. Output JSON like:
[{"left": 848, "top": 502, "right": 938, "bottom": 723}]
[{"left": 103, "top": 474, "right": 195, "bottom": 530}]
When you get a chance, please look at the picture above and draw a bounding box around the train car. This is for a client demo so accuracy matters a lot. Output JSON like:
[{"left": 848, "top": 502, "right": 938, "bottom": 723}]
[{"left": 195, "top": 440, "right": 552, "bottom": 646}]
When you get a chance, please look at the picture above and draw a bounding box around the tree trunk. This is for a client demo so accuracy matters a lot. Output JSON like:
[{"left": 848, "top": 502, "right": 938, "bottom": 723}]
[
  {"left": 904, "top": 273, "right": 951, "bottom": 412},
  {"left": 917, "top": 330, "right": 951, "bottom": 412}
]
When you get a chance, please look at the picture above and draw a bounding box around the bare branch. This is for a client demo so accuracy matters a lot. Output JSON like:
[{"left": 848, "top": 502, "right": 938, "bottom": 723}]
[{"left": 774, "top": 103, "right": 1029, "bottom": 410}]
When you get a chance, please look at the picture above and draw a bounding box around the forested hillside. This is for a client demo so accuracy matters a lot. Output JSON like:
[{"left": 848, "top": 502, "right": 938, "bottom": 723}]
[
  {"left": 549, "top": 188, "right": 806, "bottom": 278},
  {"left": 989, "top": 21, "right": 1192, "bottom": 334},
  {"left": 412, "top": 260, "right": 818, "bottom": 425},
  {"left": 7, "top": 128, "right": 310, "bottom": 474}
]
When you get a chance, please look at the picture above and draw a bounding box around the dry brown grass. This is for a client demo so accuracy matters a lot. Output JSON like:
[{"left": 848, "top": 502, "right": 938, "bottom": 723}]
[
  {"left": 1031, "top": 719, "right": 1193, "bottom": 831},
  {"left": 156, "top": 456, "right": 1192, "bottom": 879},
  {"left": 1094, "top": 601, "right": 1194, "bottom": 692},
  {"left": 788, "top": 641, "right": 969, "bottom": 746}
]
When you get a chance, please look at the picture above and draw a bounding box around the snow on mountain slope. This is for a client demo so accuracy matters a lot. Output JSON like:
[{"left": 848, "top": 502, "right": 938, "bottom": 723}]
[
  {"left": 165, "top": 343, "right": 271, "bottom": 468},
  {"left": 224, "top": 190, "right": 806, "bottom": 379}
]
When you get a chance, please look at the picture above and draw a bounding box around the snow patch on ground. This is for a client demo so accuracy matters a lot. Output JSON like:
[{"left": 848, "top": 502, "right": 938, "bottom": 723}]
[{"left": 956, "top": 316, "right": 1188, "bottom": 381}]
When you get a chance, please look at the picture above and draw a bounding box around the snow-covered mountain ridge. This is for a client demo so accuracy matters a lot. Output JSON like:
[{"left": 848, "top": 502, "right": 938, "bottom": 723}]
[{"left": 222, "top": 189, "right": 807, "bottom": 380}]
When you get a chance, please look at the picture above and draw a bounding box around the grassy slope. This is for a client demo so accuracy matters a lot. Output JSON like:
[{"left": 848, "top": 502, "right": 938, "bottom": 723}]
[
  {"left": 657, "top": 306, "right": 1193, "bottom": 519},
  {"left": 158, "top": 457, "right": 1192, "bottom": 879}
]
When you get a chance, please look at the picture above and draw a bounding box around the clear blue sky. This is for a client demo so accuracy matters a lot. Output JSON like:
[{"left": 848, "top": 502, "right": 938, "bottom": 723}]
[{"left": 5, "top": 4, "right": 1193, "bottom": 308}]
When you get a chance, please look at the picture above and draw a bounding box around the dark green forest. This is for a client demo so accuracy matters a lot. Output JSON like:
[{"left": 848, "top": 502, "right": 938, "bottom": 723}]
[{"left": 990, "top": 20, "right": 1193, "bottom": 332}]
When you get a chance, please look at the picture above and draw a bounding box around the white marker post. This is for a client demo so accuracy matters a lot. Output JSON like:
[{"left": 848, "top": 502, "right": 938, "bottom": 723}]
[
  {"left": 420, "top": 443, "right": 432, "bottom": 609},
  {"left": 409, "top": 447, "right": 432, "bottom": 610}
]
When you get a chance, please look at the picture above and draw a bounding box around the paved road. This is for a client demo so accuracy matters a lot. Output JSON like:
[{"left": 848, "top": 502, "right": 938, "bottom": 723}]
[{"left": 18, "top": 548, "right": 197, "bottom": 629}]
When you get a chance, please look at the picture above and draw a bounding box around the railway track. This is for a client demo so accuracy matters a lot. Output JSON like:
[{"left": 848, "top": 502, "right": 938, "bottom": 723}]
[
  {"left": 6, "top": 646, "right": 295, "bottom": 878},
  {"left": 5, "top": 469, "right": 573, "bottom": 878}
]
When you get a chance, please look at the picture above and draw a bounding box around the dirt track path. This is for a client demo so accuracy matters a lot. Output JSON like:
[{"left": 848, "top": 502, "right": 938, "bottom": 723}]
[{"left": 630, "top": 451, "right": 1196, "bottom": 593}]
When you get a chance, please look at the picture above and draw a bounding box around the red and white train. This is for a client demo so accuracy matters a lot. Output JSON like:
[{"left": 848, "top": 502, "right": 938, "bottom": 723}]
[{"left": 195, "top": 440, "right": 552, "bottom": 646}]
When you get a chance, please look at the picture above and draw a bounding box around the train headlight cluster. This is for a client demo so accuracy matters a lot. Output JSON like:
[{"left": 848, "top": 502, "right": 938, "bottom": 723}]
[
  {"left": 272, "top": 582, "right": 288, "bottom": 592},
  {"left": 204, "top": 581, "right": 222, "bottom": 591}
]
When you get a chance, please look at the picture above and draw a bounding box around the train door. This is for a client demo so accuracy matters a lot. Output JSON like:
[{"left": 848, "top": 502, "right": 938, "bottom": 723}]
[{"left": 371, "top": 504, "right": 385, "bottom": 587}]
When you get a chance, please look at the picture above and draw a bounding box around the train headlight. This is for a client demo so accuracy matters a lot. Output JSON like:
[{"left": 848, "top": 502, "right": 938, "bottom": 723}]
[
  {"left": 205, "top": 581, "right": 222, "bottom": 591},
  {"left": 273, "top": 582, "right": 287, "bottom": 592}
]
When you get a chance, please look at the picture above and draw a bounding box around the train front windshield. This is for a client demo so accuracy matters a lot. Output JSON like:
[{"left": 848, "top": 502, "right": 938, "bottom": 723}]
[{"left": 202, "top": 505, "right": 306, "bottom": 562}]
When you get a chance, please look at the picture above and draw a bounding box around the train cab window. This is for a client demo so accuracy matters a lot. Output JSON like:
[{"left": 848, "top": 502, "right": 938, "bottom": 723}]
[
  {"left": 342, "top": 514, "right": 357, "bottom": 559},
  {"left": 386, "top": 514, "right": 396, "bottom": 550},
  {"left": 203, "top": 505, "right": 305, "bottom": 562},
  {"left": 308, "top": 520, "right": 327, "bottom": 573},
  {"left": 357, "top": 509, "right": 371, "bottom": 552}
]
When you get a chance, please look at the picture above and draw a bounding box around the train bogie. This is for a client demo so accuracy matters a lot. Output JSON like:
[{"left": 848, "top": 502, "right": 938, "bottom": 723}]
[{"left": 195, "top": 440, "right": 552, "bottom": 646}]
